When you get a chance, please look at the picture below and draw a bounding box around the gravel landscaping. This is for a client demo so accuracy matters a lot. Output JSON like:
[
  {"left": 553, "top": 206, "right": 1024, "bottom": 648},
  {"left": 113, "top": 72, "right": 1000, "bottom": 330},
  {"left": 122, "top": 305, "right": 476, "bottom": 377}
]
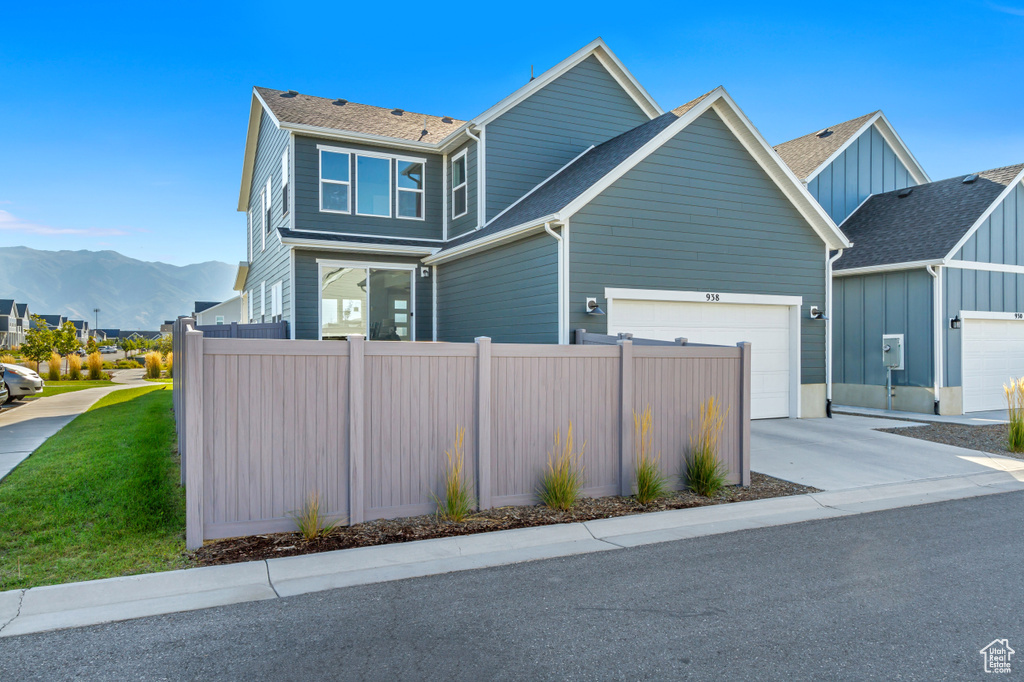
[
  {"left": 193, "top": 472, "right": 819, "bottom": 566},
  {"left": 879, "top": 422, "right": 1024, "bottom": 459}
]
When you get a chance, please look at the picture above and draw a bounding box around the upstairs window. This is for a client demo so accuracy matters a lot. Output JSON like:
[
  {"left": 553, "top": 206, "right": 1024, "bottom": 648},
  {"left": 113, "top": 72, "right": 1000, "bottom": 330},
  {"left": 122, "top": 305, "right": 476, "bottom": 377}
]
[
  {"left": 320, "top": 149, "right": 351, "bottom": 213},
  {"left": 264, "top": 178, "right": 272, "bottom": 236},
  {"left": 281, "top": 149, "right": 290, "bottom": 216},
  {"left": 356, "top": 154, "right": 392, "bottom": 217},
  {"left": 397, "top": 160, "right": 424, "bottom": 220},
  {"left": 451, "top": 150, "right": 467, "bottom": 219}
]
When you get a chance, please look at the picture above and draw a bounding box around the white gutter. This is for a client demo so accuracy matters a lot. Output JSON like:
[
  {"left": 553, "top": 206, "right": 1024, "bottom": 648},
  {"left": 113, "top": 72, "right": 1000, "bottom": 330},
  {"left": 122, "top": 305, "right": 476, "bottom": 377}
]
[
  {"left": 825, "top": 248, "right": 844, "bottom": 416},
  {"left": 926, "top": 264, "right": 943, "bottom": 414},
  {"left": 432, "top": 265, "right": 438, "bottom": 342},
  {"left": 464, "top": 126, "right": 485, "bottom": 228},
  {"left": 544, "top": 221, "right": 566, "bottom": 344}
]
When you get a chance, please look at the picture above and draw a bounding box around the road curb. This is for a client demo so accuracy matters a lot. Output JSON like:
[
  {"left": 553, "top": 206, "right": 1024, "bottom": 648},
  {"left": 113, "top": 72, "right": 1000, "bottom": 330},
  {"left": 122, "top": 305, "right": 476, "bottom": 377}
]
[{"left": 2, "top": 469, "right": 1022, "bottom": 639}]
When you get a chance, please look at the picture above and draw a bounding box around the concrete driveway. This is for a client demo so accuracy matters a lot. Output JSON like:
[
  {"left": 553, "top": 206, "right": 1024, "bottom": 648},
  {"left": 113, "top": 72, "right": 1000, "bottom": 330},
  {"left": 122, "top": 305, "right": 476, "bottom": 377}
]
[{"left": 752, "top": 413, "right": 1024, "bottom": 490}]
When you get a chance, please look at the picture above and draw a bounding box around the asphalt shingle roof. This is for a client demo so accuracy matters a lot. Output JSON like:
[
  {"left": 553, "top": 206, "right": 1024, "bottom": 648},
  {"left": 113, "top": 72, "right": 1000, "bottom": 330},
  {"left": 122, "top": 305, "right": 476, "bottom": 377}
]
[
  {"left": 441, "top": 91, "right": 716, "bottom": 253},
  {"left": 773, "top": 111, "right": 878, "bottom": 181},
  {"left": 835, "top": 164, "right": 1024, "bottom": 270},
  {"left": 0, "top": 299, "right": 14, "bottom": 316},
  {"left": 14, "top": 303, "right": 27, "bottom": 317},
  {"left": 255, "top": 87, "right": 465, "bottom": 145}
]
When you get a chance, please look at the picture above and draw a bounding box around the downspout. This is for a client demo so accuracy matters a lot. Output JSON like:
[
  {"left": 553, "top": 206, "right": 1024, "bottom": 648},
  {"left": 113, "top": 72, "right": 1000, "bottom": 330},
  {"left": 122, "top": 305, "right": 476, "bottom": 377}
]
[
  {"left": 464, "top": 126, "right": 484, "bottom": 228},
  {"left": 926, "top": 265, "right": 942, "bottom": 415},
  {"left": 544, "top": 221, "right": 565, "bottom": 344},
  {"left": 825, "top": 248, "right": 844, "bottom": 418}
]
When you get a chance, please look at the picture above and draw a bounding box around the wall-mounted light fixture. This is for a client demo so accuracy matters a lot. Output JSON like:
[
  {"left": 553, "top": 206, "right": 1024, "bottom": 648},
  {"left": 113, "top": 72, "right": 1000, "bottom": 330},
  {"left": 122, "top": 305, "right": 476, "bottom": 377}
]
[
  {"left": 810, "top": 306, "right": 827, "bottom": 320},
  {"left": 950, "top": 315, "right": 962, "bottom": 330},
  {"left": 585, "top": 297, "right": 605, "bottom": 316}
]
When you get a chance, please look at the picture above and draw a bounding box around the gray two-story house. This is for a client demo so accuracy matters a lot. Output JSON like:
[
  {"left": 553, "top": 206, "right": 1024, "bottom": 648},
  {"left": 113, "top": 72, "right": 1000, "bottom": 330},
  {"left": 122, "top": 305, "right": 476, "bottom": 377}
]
[{"left": 236, "top": 38, "right": 851, "bottom": 419}]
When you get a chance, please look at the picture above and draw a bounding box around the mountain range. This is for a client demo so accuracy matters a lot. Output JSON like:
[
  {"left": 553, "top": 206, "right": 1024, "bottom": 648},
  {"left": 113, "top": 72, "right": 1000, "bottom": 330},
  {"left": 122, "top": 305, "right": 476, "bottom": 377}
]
[{"left": 0, "top": 246, "right": 237, "bottom": 330}]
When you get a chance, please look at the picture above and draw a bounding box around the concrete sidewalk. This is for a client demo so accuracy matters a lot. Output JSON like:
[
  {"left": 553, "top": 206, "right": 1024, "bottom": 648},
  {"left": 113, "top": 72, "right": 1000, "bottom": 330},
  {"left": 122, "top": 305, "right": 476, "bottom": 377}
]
[
  {"left": 2, "top": 466, "right": 1022, "bottom": 639},
  {"left": 0, "top": 370, "right": 148, "bottom": 482}
]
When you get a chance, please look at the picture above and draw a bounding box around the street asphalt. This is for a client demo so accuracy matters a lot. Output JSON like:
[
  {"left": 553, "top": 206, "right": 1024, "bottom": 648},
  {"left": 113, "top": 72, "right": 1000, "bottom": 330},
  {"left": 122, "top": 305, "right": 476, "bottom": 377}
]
[{"left": 1, "top": 491, "right": 1021, "bottom": 680}]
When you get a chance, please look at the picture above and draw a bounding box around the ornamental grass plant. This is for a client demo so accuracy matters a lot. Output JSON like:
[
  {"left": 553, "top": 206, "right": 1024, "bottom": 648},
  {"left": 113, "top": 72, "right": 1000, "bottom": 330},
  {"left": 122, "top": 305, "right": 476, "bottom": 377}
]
[
  {"left": 290, "top": 491, "right": 341, "bottom": 542},
  {"left": 67, "top": 354, "right": 82, "bottom": 381},
  {"left": 87, "top": 352, "right": 103, "bottom": 380},
  {"left": 432, "top": 427, "right": 475, "bottom": 522},
  {"left": 48, "top": 352, "right": 61, "bottom": 382},
  {"left": 1006, "top": 378, "right": 1024, "bottom": 452},
  {"left": 145, "top": 352, "right": 162, "bottom": 379},
  {"left": 539, "top": 422, "right": 586, "bottom": 511},
  {"left": 633, "top": 406, "right": 669, "bottom": 504},
  {"left": 685, "top": 397, "right": 730, "bottom": 497}
]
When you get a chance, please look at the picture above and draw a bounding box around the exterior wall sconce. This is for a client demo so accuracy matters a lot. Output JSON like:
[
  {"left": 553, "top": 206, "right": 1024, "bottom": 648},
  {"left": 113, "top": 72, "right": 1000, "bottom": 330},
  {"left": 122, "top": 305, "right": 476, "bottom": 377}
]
[
  {"left": 809, "top": 306, "right": 827, "bottom": 320},
  {"left": 950, "top": 315, "right": 962, "bottom": 330},
  {"left": 585, "top": 298, "right": 605, "bottom": 316}
]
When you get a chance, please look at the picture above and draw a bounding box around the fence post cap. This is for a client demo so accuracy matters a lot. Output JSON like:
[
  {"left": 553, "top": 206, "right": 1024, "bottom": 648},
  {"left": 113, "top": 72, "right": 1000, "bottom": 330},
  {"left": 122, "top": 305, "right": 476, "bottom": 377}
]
[
  {"left": 617, "top": 338, "right": 633, "bottom": 347},
  {"left": 474, "top": 336, "right": 491, "bottom": 343}
]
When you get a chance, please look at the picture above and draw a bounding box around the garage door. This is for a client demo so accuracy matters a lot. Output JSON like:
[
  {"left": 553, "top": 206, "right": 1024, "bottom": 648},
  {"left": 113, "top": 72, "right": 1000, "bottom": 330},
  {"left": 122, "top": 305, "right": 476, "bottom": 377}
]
[
  {"left": 962, "top": 316, "right": 1024, "bottom": 412},
  {"left": 609, "top": 297, "right": 794, "bottom": 419}
]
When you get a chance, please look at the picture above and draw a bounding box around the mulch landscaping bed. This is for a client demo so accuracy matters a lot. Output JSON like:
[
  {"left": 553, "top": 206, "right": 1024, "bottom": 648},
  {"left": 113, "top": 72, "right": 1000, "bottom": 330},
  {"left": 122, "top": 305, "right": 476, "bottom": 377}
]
[
  {"left": 193, "top": 472, "right": 819, "bottom": 567},
  {"left": 879, "top": 421, "right": 1024, "bottom": 459}
]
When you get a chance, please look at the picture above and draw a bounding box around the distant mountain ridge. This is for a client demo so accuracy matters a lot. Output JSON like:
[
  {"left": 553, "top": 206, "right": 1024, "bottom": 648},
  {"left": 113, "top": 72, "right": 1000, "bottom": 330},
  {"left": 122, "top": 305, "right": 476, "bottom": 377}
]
[{"left": 0, "top": 246, "right": 236, "bottom": 329}]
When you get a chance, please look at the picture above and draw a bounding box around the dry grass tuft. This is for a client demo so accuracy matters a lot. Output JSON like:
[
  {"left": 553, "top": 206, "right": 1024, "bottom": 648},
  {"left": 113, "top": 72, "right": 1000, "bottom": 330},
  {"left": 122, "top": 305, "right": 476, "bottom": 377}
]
[
  {"left": 48, "top": 352, "right": 61, "bottom": 382},
  {"left": 1006, "top": 378, "right": 1024, "bottom": 452},
  {"left": 87, "top": 352, "right": 103, "bottom": 380},
  {"left": 539, "top": 422, "right": 586, "bottom": 510},
  {"left": 432, "top": 427, "right": 475, "bottom": 522},
  {"left": 290, "top": 491, "right": 343, "bottom": 542},
  {"left": 145, "top": 352, "right": 162, "bottom": 379},
  {"left": 67, "top": 354, "right": 82, "bottom": 380},
  {"left": 633, "top": 406, "right": 669, "bottom": 504},
  {"left": 685, "top": 397, "right": 730, "bottom": 497}
]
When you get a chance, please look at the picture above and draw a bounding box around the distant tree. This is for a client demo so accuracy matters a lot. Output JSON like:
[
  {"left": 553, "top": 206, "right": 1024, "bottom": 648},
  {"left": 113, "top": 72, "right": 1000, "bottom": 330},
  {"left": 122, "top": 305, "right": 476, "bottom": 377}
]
[
  {"left": 52, "top": 321, "right": 81, "bottom": 373},
  {"left": 20, "top": 316, "right": 54, "bottom": 366},
  {"left": 158, "top": 334, "right": 173, "bottom": 356},
  {"left": 85, "top": 337, "right": 98, "bottom": 354}
]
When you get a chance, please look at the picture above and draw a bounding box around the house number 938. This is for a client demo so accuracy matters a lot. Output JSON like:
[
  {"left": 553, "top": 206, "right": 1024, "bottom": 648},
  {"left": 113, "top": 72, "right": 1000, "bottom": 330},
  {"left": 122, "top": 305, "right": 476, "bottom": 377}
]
[
  {"left": 705, "top": 293, "right": 721, "bottom": 302},
  {"left": 1016, "top": 313, "right": 1023, "bottom": 320}
]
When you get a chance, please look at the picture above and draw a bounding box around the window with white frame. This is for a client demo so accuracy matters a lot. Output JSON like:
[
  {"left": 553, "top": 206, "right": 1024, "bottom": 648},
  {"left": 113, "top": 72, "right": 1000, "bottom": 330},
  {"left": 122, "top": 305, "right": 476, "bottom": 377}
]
[
  {"left": 320, "top": 149, "right": 351, "bottom": 212},
  {"left": 264, "top": 177, "right": 272, "bottom": 237},
  {"left": 270, "top": 281, "right": 283, "bottom": 322},
  {"left": 247, "top": 290, "right": 253, "bottom": 322},
  {"left": 396, "top": 159, "right": 424, "bottom": 219},
  {"left": 451, "top": 150, "right": 467, "bottom": 219},
  {"left": 319, "top": 261, "right": 413, "bottom": 341},
  {"left": 215, "top": 315, "right": 225, "bottom": 325},
  {"left": 356, "top": 154, "right": 392, "bottom": 217},
  {"left": 281, "top": 149, "right": 290, "bottom": 216}
]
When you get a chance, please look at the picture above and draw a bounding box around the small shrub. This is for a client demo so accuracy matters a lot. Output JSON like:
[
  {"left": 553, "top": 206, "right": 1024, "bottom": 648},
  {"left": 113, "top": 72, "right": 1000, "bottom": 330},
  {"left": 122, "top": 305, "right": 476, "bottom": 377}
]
[
  {"left": 48, "top": 352, "right": 61, "bottom": 382},
  {"left": 67, "top": 354, "right": 83, "bottom": 380},
  {"left": 144, "top": 352, "right": 162, "bottom": 379},
  {"left": 633, "top": 406, "right": 669, "bottom": 504},
  {"left": 24, "top": 360, "right": 38, "bottom": 373},
  {"left": 166, "top": 351, "right": 174, "bottom": 378},
  {"left": 432, "top": 426, "right": 475, "bottom": 522},
  {"left": 0, "top": 354, "right": 14, "bottom": 365},
  {"left": 289, "top": 491, "right": 342, "bottom": 542},
  {"left": 685, "top": 397, "right": 730, "bottom": 497},
  {"left": 1006, "top": 378, "right": 1024, "bottom": 452},
  {"left": 538, "top": 422, "right": 586, "bottom": 511},
  {"left": 87, "top": 352, "right": 103, "bottom": 380}
]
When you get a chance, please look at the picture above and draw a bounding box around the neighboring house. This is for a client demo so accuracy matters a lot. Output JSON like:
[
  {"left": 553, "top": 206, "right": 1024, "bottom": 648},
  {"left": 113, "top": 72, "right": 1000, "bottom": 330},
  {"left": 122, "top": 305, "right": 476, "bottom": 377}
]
[
  {"left": 236, "top": 38, "right": 852, "bottom": 419},
  {"left": 97, "top": 328, "right": 121, "bottom": 340},
  {"left": 0, "top": 300, "right": 16, "bottom": 349},
  {"left": 195, "top": 296, "right": 242, "bottom": 326},
  {"left": 68, "top": 320, "right": 90, "bottom": 344},
  {"left": 90, "top": 329, "right": 108, "bottom": 342},
  {"left": 192, "top": 301, "right": 220, "bottom": 317},
  {"left": 33, "top": 314, "right": 66, "bottom": 331},
  {"left": 14, "top": 303, "right": 29, "bottom": 347}
]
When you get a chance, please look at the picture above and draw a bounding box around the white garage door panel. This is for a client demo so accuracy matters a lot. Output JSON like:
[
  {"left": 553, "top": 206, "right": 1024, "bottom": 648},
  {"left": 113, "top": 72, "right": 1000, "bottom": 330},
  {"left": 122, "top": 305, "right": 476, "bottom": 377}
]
[
  {"left": 610, "top": 299, "right": 793, "bottom": 419},
  {"left": 963, "top": 318, "right": 1024, "bottom": 412}
]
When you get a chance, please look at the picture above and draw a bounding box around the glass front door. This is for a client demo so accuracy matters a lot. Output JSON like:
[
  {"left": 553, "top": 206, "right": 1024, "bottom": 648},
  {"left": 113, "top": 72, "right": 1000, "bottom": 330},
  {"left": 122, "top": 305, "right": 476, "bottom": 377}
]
[{"left": 321, "top": 264, "right": 412, "bottom": 341}]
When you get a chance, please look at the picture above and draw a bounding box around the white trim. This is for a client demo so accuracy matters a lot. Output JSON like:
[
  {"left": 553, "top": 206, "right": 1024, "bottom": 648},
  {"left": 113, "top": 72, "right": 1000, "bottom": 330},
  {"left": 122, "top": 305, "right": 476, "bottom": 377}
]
[
  {"left": 562, "top": 218, "right": 571, "bottom": 345},
  {"left": 289, "top": 134, "right": 296, "bottom": 232},
  {"left": 355, "top": 153, "right": 393, "bottom": 218},
  {"left": 283, "top": 236, "right": 437, "bottom": 256},
  {"left": 803, "top": 112, "right": 931, "bottom": 187},
  {"left": 281, "top": 147, "right": 290, "bottom": 216},
  {"left": 945, "top": 259, "right": 1024, "bottom": 275},
  {"left": 927, "top": 265, "right": 943, "bottom": 402},
  {"left": 942, "top": 170, "right": 1024, "bottom": 261},
  {"left": 544, "top": 221, "right": 566, "bottom": 345},
  {"left": 260, "top": 187, "right": 267, "bottom": 252},
  {"left": 260, "top": 281, "right": 266, "bottom": 319},
  {"left": 604, "top": 287, "right": 803, "bottom": 418},
  {"left": 832, "top": 260, "right": 944, "bottom": 277},
  {"left": 246, "top": 289, "right": 253, "bottom": 323},
  {"left": 285, "top": 227, "right": 443, "bottom": 243},
  {"left": 450, "top": 148, "right": 468, "bottom": 220},
  {"left": 316, "top": 260, "right": 417, "bottom": 341},
  {"left": 246, "top": 210, "right": 252, "bottom": 263},
  {"left": 478, "top": 126, "right": 486, "bottom": 227},
  {"left": 421, "top": 214, "right": 561, "bottom": 265},
  {"left": 395, "top": 158, "right": 426, "bottom": 221},
  {"left": 318, "top": 147, "right": 352, "bottom": 214},
  {"left": 288, "top": 247, "right": 296, "bottom": 339},
  {"left": 825, "top": 246, "right": 844, "bottom": 404},
  {"left": 442, "top": 152, "right": 449, "bottom": 240},
  {"left": 432, "top": 264, "right": 438, "bottom": 341},
  {"left": 960, "top": 310, "right": 1024, "bottom": 321}
]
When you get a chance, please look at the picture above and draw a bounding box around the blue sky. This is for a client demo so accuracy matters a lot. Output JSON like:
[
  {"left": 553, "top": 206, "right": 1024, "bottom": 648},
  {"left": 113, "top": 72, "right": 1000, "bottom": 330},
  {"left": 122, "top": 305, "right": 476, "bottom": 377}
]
[{"left": 1, "top": 1, "right": 1022, "bottom": 266}]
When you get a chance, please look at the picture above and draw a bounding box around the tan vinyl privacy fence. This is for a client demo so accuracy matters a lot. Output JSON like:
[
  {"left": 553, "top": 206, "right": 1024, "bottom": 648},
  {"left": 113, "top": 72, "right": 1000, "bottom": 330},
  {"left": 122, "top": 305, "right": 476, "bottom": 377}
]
[{"left": 172, "top": 318, "right": 751, "bottom": 549}]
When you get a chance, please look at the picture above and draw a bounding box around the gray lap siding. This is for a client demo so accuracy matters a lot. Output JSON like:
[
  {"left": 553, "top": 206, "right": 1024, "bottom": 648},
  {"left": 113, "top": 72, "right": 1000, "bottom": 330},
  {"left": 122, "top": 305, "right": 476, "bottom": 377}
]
[
  {"left": 436, "top": 233, "right": 558, "bottom": 344},
  {"left": 568, "top": 109, "right": 828, "bottom": 384},
  {"left": 292, "top": 249, "right": 431, "bottom": 341}
]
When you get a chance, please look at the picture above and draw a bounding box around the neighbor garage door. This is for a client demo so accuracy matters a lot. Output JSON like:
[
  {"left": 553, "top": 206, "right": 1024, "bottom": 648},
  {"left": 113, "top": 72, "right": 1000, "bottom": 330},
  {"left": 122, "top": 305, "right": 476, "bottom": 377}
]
[
  {"left": 962, "top": 315, "right": 1024, "bottom": 412},
  {"left": 608, "top": 295, "right": 795, "bottom": 419}
]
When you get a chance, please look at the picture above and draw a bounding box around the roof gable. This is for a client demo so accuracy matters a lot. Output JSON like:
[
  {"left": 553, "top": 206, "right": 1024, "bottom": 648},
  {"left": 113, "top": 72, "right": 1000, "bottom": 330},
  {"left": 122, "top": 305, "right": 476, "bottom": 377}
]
[
  {"left": 835, "top": 164, "right": 1024, "bottom": 271},
  {"left": 775, "top": 111, "right": 930, "bottom": 186},
  {"left": 0, "top": 300, "right": 15, "bottom": 316}
]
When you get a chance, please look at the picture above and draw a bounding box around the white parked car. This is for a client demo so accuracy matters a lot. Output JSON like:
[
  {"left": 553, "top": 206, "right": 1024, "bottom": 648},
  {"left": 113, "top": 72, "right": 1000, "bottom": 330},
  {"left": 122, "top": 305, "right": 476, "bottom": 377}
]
[
  {"left": 100, "top": 345, "right": 118, "bottom": 354},
  {"left": 2, "top": 363, "right": 45, "bottom": 403}
]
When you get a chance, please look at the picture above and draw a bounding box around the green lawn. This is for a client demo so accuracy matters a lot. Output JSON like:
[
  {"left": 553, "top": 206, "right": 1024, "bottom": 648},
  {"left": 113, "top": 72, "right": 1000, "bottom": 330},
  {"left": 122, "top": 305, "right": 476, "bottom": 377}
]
[
  {"left": 0, "top": 385, "right": 188, "bottom": 590},
  {"left": 144, "top": 377, "right": 174, "bottom": 384}
]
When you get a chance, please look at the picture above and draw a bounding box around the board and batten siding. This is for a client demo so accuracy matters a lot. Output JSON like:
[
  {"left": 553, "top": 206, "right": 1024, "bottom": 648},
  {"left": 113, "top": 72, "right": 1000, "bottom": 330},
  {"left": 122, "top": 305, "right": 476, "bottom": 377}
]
[
  {"left": 808, "top": 124, "right": 916, "bottom": 225},
  {"left": 244, "top": 110, "right": 292, "bottom": 325},
  {"left": 832, "top": 269, "right": 934, "bottom": 388},
  {"left": 291, "top": 248, "right": 432, "bottom": 341},
  {"left": 292, "top": 134, "right": 444, "bottom": 241},
  {"left": 485, "top": 55, "right": 650, "bottom": 222},
  {"left": 436, "top": 232, "right": 559, "bottom": 343},
  {"left": 447, "top": 139, "right": 478, "bottom": 238},
  {"left": 952, "top": 183, "right": 1024, "bottom": 265},
  {"left": 944, "top": 268, "right": 1024, "bottom": 387},
  {"left": 569, "top": 108, "right": 828, "bottom": 384}
]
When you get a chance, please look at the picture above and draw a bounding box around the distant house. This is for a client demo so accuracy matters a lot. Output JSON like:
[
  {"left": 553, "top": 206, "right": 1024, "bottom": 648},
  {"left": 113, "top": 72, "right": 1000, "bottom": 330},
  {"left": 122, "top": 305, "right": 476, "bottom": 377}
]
[
  {"left": 67, "top": 319, "right": 90, "bottom": 344},
  {"left": 97, "top": 328, "right": 121, "bottom": 340},
  {"left": 14, "top": 303, "right": 29, "bottom": 347},
  {"left": 0, "top": 299, "right": 17, "bottom": 349},
  {"left": 194, "top": 296, "right": 242, "bottom": 326},
  {"left": 33, "top": 314, "right": 66, "bottom": 331}
]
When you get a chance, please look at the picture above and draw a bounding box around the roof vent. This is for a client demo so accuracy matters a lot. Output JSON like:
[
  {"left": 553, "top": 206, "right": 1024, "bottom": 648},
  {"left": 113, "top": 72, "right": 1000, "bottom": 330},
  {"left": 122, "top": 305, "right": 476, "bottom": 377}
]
[
  {"left": 282, "top": 90, "right": 298, "bottom": 97},
  {"left": 391, "top": 108, "right": 404, "bottom": 116},
  {"left": 816, "top": 129, "right": 833, "bottom": 138},
  {"left": 963, "top": 174, "right": 979, "bottom": 184},
  {"left": 441, "top": 116, "right": 453, "bottom": 124},
  {"left": 332, "top": 98, "right": 347, "bottom": 106},
  {"left": 897, "top": 187, "right": 913, "bottom": 198}
]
